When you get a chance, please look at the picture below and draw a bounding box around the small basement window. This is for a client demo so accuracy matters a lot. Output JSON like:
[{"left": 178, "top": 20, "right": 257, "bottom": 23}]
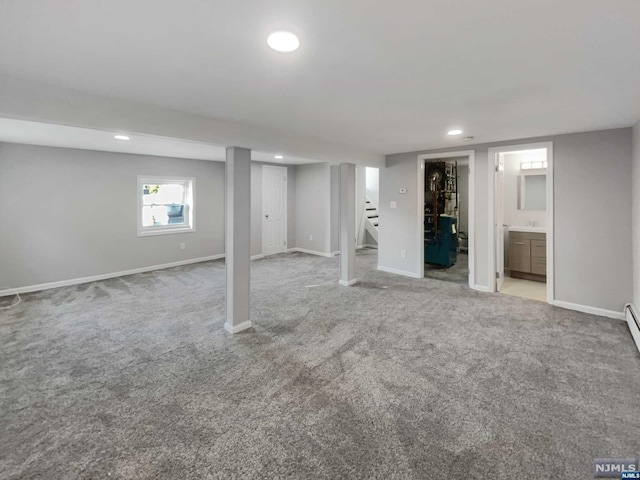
[{"left": 137, "top": 176, "right": 195, "bottom": 236}]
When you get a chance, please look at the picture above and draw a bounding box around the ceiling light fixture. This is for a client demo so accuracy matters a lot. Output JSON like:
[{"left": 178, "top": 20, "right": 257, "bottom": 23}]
[
  {"left": 274, "top": 155, "right": 284, "bottom": 159},
  {"left": 114, "top": 135, "right": 130, "bottom": 140},
  {"left": 521, "top": 161, "right": 547, "bottom": 170},
  {"left": 447, "top": 129, "right": 463, "bottom": 136},
  {"left": 267, "top": 31, "right": 300, "bottom": 52},
  {"left": 463, "top": 136, "right": 474, "bottom": 142}
]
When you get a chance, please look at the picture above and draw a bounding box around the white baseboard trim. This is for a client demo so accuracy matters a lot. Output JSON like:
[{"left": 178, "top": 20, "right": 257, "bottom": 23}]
[
  {"left": 472, "top": 284, "right": 492, "bottom": 293},
  {"left": 552, "top": 300, "right": 624, "bottom": 320},
  {"left": 0, "top": 254, "right": 226, "bottom": 297},
  {"left": 287, "top": 247, "right": 335, "bottom": 258},
  {"left": 338, "top": 278, "right": 358, "bottom": 286},
  {"left": 625, "top": 304, "right": 640, "bottom": 352},
  {"left": 358, "top": 244, "right": 378, "bottom": 249},
  {"left": 376, "top": 265, "right": 421, "bottom": 278},
  {"left": 251, "top": 254, "right": 264, "bottom": 261},
  {"left": 224, "top": 320, "right": 253, "bottom": 334}
]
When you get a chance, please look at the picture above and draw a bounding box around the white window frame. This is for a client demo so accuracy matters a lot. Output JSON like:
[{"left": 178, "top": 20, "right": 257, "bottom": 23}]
[{"left": 137, "top": 175, "right": 196, "bottom": 237}]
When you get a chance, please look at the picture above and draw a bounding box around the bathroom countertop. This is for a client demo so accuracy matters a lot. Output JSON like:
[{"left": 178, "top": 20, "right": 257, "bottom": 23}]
[{"left": 508, "top": 226, "right": 546, "bottom": 233}]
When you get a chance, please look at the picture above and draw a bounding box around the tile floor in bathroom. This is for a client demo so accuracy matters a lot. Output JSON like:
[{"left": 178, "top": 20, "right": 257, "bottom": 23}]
[{"left": 500, "top": 276, "right": 547, "bottom": 302}]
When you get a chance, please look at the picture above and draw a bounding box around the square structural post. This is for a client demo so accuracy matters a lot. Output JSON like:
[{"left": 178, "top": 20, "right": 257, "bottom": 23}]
[
  {"left": 339, "top": 163, "right": 357, "bottom": 286},
  {"left": 224, "top": 147, "right": 252, "bottom": 333}
]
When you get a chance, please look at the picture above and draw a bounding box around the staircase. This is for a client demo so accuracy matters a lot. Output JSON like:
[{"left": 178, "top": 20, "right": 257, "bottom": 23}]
[{"left": 363, "top": 197, "right": 379, "bottom": 243}]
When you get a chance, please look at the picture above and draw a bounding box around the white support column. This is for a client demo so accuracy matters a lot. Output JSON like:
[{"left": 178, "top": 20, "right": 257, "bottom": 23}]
[
  {"left": 224, "top": 147, "right": 252, "bottom": 334},
  {"left": 339, "top": 163, "right": 357, "bottom": 286}
]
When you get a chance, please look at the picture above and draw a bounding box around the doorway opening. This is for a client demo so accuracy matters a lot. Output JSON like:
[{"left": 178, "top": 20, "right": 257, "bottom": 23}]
[
  {"left": 356, "top": 166, "right": 379, "bottom": 249},
  {"left": 488, "top": 143, "right": 553, "bottom": 303},
  {"left": 417, "top": 151, "right": 475, "bottom": 287}
]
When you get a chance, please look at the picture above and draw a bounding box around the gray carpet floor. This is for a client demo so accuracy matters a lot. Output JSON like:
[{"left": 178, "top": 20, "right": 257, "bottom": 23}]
[
  {"left": 424, "top": 253, "right": 469, "bottom": 285},
  {"left": 1, "top": 249, "right": 639, "bottom": 479}
]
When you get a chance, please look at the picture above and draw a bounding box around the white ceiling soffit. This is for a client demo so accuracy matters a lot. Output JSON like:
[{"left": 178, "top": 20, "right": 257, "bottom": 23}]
[
  {"left": 0, "top": 0, "right": 639, "bottom": 155},
  {"left": 0, "top": 118, "right": 318, "bottom": 165}
]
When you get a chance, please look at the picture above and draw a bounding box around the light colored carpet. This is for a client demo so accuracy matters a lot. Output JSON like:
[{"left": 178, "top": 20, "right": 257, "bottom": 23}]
[{"left": 1, "top": 249, "right": 639, "bottom": 479}]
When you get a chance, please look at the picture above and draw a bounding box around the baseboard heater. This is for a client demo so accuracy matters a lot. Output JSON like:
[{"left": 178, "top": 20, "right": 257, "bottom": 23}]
[{"left": 625, "top": 304, "right": 640, "bottom": 353}]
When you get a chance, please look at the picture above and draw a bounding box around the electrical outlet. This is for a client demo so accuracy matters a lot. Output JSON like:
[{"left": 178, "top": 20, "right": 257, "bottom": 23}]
[
  {"left": 309, "top": 234, "right": 313, "bottom": 241},
  {"left": 400, "top": 249, "right": 406, "bottom": 258},
  {"left": 180, "top": 242, "right": 186, "bottom": 250}
]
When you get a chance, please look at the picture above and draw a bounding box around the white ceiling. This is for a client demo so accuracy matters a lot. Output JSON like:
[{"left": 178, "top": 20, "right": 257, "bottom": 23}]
[
  {"left": 0, "top": 0, "right": 639, "bottom": 157},
  {"left": 0, "top": 118, "right": 317, "bottom": 165}
]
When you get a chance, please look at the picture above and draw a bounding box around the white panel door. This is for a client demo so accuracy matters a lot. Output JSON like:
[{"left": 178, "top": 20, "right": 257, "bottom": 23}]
[
  {"left": 495, "top": 153, "right": 505, "bottom": 291},
  {"left": 262, "top": 166, "right": 287, "bottom": 256}
]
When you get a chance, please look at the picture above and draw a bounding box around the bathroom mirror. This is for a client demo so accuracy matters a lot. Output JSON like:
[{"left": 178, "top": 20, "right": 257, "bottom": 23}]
[{"left": 518, "top": 174, "right": 546, "bottom": 210}]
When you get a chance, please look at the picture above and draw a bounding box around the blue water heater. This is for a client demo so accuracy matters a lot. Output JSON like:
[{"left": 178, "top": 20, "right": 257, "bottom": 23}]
[{"left": 425, "top": 215, "right": 457, "bottom": 267}]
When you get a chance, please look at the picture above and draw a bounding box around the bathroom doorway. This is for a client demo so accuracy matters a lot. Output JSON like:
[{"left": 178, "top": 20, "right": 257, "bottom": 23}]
[{"left": 488, "top": 143, "right": 553, "bottom": 303}]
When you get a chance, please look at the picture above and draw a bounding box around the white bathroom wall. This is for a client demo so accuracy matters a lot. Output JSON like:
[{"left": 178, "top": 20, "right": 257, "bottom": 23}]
[{"left": 503, "top": 150, "right": 547, "bottom": 229}]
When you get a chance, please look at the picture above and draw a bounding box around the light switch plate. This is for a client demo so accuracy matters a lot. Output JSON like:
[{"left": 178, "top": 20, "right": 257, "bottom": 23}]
[{"left": 390, "top": 201, "right": 397, "bottom": 209}]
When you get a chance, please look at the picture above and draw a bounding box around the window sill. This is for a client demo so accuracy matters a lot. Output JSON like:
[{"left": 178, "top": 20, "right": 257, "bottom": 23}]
[{"left": 138, "top": 226, "right": 196, "bottom": 237}]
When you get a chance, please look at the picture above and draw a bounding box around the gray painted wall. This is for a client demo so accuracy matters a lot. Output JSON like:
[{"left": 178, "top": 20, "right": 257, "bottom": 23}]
[
  {"left": 0, "top": 144, "right": 299, "bottom": 290},
  {"left": 250, "top": 162, "right": 296, "bottom": 257},
  {"left": 0, "top": 143, "right": 225, "bottom": 289},
  {"left": 381, "top": 128, "right": 633, "bottom": 313},
  {"left": 633, "top": 121, "right": 640, "bottom": 307},
  {"left": 294, "top": 163, "right": 332, "bottom": 254}
]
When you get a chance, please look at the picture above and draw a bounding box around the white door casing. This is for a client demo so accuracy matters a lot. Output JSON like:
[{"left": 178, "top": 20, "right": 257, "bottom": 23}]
[
  {"left": 262, "top": 165, "right": 287, "bottom": 256},
  {"left": 495, "top": 153, "right": 505, "bottom": 291}
]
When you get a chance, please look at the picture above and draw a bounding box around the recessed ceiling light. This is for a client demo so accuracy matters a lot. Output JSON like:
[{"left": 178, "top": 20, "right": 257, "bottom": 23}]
[
  {"left": 447, "top": 129, "right": 463, "bottom": 136},
  {"left": 114, "top": 135, "right": 130, "bottom": 140},
  {"left": 274, "top": 155, "right": 284, "bottom": 159},
  {"left": 267, "top": 31, "right": 300, "bottom": 52}
]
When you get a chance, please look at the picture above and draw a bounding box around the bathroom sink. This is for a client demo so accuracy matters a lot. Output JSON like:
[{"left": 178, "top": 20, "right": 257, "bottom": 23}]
[{"left": 508, "top": 226, "right": 546, "bottom": 233}]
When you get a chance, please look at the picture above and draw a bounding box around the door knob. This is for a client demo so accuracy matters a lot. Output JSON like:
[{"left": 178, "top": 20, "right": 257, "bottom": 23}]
[{"left": 265, "top": 214, "right": 269, "bottom": 219}]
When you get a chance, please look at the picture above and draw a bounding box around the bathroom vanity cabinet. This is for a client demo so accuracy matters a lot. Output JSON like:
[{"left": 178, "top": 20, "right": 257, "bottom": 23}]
[{"left": 508, "top": 231, "right": 546, "bottom": 282}]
